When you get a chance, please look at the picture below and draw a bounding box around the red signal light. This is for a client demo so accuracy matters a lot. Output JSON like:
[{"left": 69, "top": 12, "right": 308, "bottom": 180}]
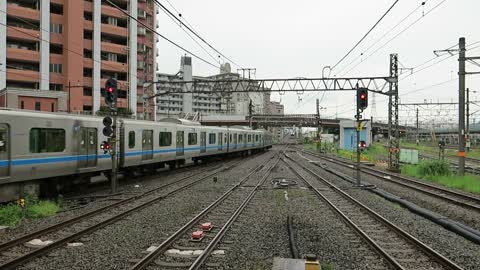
[
  {"left": 360, "top": 94, "right": 366, "bottom": 99},
  {"left": 108, "top": 87, "right": 114, "bottom": 93},
  {"left": 105, "top": 144, "right": 110, "bottom": 150}
]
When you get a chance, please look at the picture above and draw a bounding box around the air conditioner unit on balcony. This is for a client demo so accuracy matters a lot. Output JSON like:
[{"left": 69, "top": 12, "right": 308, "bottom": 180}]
[
  {"left": 137, "top": 44, "right": 146, "bottom": 52},
  {"left": 138, "top": 9, "right": 146, "bottom": 19}
]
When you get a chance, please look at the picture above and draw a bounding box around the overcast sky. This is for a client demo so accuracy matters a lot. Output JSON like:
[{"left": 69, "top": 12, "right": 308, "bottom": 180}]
[{"left": 155, "top": 0, "right": 480, "bottom": 124}]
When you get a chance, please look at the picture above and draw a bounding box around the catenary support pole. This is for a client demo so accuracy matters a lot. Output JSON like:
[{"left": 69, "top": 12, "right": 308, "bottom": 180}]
[{"left": 459, "top": 37, "right": 466, "bottom": 175}]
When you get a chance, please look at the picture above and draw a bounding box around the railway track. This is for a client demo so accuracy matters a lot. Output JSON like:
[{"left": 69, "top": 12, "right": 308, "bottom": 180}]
[
  {"left": 284, "top": 153, "right": 463, "bottom": 270},
  {"left": 0, "top": 156, "right": 254, "bottom": 270},
  {"left": 302, "top": 150, "right": 480, "bottom": 213},
  {"left": 129, "top": 155, "right": 280, "bottom": 270}
]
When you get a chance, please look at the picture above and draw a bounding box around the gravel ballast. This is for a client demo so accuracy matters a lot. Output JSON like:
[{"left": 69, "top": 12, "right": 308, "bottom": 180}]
[{"left": 16, "top": 151, "right": 276, "bottom": 270}]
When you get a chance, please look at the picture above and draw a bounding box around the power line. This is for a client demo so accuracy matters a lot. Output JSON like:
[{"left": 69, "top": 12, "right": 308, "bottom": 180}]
[
  {"left": 331, "top": 0, "right": 400, "bottom": 71},
  {"left": 338, "top": 0, "right": 448, "bottom": 77},
  {"left": 153, "top": 0, "right": 243, "bottom": 69},
  {"left": 334, "top": 2, "right": 425, "bottom": 75},
  {"left": 104, "top": 0, "right": 220, "bottom": 69},
  {"left": 158, "top": 5, "right": 220, "bottom": 65}
]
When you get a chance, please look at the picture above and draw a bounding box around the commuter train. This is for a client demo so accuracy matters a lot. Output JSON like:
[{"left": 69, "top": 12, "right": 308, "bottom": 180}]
[{"left": 0, "top": 109, "right": 273, "bottom": 202}]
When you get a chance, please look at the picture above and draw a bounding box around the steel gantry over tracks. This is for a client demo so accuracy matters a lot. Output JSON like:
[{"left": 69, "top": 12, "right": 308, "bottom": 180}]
[{"left": 151, "top": 54, "right": 400, "bottom": 171}]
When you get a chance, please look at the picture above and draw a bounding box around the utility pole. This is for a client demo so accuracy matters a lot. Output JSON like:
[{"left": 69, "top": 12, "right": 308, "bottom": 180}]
[
  {"left": 459, "top": 37, "right": 466, "bottom": 176},
  {"left": 466, "top": 88, "right": 470, "bottom": 152},
  {"left": 416, "top": 108, "right": 419, "bottom": 145},
  {"left": 248, "top": 99, "right": 253, "bottom": 128}
]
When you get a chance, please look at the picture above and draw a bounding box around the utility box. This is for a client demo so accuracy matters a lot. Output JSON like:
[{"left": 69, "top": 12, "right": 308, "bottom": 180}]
[{"left": 400, "top": 149, "right": 419, "bottom": 164}]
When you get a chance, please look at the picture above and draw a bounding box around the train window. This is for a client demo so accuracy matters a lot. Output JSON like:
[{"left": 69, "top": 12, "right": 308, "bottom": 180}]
[
  {"left": 188, "top": 133, "right": 197, "bottom": 145},
  {"left": 0, "top": 128, "right": 6, "bottom": 152},
  {"left": 255, "top": 135, "right": 259, "bottom": 141},
  {"left": 29, "top": 128, "right": 65, "bottom": 153},
  {"left": 159, "top": 132, "right": 172, "bottom": 147},
  {"left": 239, "top": 134, "right": 243, "bottom": 143},
  {"left": 128, "top": 131, "right": 135, "bottom": 148},
  {"left": 248, "top": 134, "right": 251, "bottom": 142},
  {"left": 230, "top": 134, "right": 232, "bottom": 142},
  {"left": 209, "top": 133, "right": 216, "bottom": 144}
]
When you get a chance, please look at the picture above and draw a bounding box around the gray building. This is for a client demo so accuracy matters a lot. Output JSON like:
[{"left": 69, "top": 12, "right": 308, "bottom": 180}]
[{"left": 156, "top": 56, "right": 272, "bottom": 119}]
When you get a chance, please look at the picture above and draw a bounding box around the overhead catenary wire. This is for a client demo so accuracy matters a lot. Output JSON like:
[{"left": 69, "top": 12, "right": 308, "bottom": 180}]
[
  {"left": 158, "top": 4, "right": 220, "bottom": 65},
  {"left": 331, "top": 0, "right": 400, "bottom": 71},
  {"left": 153, "top": 0, "right": 243, "bottom": 69},
  {"left": 339, "top": 0, "right": 448, "bottom": 78},
  {"left": 334, "top": 2, "right": 426, "bottom": 76},
  {"left": 104, "top": 0, "right": 220, "bottom": 69}
]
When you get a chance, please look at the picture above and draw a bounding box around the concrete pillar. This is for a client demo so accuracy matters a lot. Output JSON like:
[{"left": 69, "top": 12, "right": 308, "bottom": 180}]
[
  {"left": 92, "top": 0, "right": 102, "bottom": 113},
  {"left": 40, "top": 0, "right": 50, "bottom": 91},
  {"left": 129, "top": 0, "right": 138, "bottom": 117}
]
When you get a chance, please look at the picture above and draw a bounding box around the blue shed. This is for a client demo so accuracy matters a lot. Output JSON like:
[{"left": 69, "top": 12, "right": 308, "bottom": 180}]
[{"left": 339, "top": 120, "right": 372, "bottom": 151}]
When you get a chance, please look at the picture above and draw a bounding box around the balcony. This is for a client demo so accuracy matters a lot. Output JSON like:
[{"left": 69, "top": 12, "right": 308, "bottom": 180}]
[
  {"left": 101, "top": 23, "right": 128, "bottom": 37},
  {"left": 83, "top": 58, "right": 93, "bottom": 69},
  {"left": 101, "top": 5, "right": 128, "bottom": 19},
  {"left": 7, "top": 47, "right": 40, "bottom": 63},
  {"left": 101, "top": 60, "right": 127, "bottom": 72},
  {"left": 101, "top": 42, "right": 128, "bottom": 55},
  {"left": 6, "top": 68, "right": 39, "bottom": 83},
  {"left": 7, "top": 3, "right": 40, "bottom": 22},
  {"left": 84, "top": 20, "right": 93, "bottom": 31},
  {"left": 7, "top": 27, "right": 40, "bottom": 42}
]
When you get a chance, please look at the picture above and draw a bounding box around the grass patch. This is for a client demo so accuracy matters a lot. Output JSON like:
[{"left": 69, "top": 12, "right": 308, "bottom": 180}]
[
  {"left": 0, "top": 197, "right": 61, "bottom": 227},
  {"left": 401, "top": 161, "right": 480, "bottom": 194}
]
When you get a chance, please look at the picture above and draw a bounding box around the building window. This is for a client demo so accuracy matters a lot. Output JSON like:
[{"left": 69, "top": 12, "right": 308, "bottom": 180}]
[
  {"left": 20, "top": 101, "right": 25, "bottom": 109},
  {"left": 35, "top": 102, "right": 41, "bottom": 111},
  {"left": 159, "top": 132, "right": 172, "bottom": 147},
  {"left": 49, "top": 84, "right": 63, "bottom": 91},
  {"left": 49, "top": 23, "right": 63, "bottom": 34},
  {"left": 209, "top": 133, "right": 216, "bottom": 144},
  {"left": 107, "top": 17, "right": 117, "bottom": 26},
  {"left": 188, "top": 133, "right": 197, "bottom": 145},
  {"left": 50, "top": 44, "right": 63, "bottom": 54},
  {"left": 83, "top": 68, "right": 93, "bottom": 77},
  {"left": 51, "top": 103, "right": 55, "bottom": 112},
  {"left": 29, "top": 128, "right": 66, "bottom": 153},
  {"left": 83, "top": 105, "right": 92, "bottom": 112},
  {"left": 128, "top": 131, "right": 135, "bottom": 148},
  {"left": 50, "top": 3, "right": 63, "bottom": 15},
  {"left": 84, "top": 49, "right": 92, "bottom": 59},
  {"left": 49, "top": 63, "right": 62, "bottom": 73},
  {"left": 83, "top": 87, "right": 93, "bottom": 97}
]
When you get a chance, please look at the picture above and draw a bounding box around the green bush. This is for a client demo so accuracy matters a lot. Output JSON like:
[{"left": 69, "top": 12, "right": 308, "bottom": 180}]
[
  {"left": 417, "top": 160, "right": 451, "bottom": 177},
  {"left": 26, "top": 200, "right": 61, "bottom": 218},
  {"left": 0, "top": 203, "right": 23, "bottom": 227}
]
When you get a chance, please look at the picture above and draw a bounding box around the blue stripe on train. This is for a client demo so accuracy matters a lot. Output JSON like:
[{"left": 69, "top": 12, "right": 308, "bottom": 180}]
[{"left": 0, "top": 143, "right": 262, "bottom": 167}]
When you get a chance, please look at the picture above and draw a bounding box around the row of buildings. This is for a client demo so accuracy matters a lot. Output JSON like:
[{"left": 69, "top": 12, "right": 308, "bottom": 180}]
[{"left": 0, "top": 0, "right": 283, "bottom": 120}]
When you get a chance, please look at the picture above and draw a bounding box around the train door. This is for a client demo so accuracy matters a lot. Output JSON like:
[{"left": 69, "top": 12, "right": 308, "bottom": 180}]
[
  {"left": 142, "top": 130, "right": 153, "bottom": 160},
  {"left": 79, "top": 127, "right": 97, "bottom": 168},
  {"left": 218, "top": 132, "right": 223, "bottom": 151},
  {"left": 226, "top": 132, "right": 229, "bottom": 152},
  {"left": 244, "top": 133, "right": 247, "bottom": 148},
  {"left": 176, "top": 131, "right": 184, "bottom": 156},
  {"left": 200, "top": 132, "right": 206, "bottom": 153},
  {"left": 0, "top": 124, "right": 10, "bottom": 178},
  {"left": 233, "top": 133, "right": 237, "bottom": 149}
]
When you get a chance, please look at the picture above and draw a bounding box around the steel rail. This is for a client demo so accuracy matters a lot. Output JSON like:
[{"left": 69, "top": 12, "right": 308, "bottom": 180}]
[
  {"left": 129, "top": 156, "right": 279, "bottom": 270},
  {"left": 302, "top": 150, "right": 480, "bottom": 212},
  {"left": 285, "top": 154, "right": 464, "bottom": 270},
  {"left": 0, "top": 159, "right": 245, "bottom": 270},
  {"left": 0, "top": 162, "right": 230, "bottom": 254}
]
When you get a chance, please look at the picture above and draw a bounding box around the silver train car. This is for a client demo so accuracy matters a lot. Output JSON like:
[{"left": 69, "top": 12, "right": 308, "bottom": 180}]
[{"left": 0, "top": 110, "right": 273, "bottom": 202}]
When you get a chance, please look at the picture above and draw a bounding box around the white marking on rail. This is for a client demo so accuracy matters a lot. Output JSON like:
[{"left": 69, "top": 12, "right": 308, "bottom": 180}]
[
  {"left": 284, "top": 191, "right": 289, "bottom": 201},
  {"left": 348, "top": 165, "right": 354, "bottom": 168},
  {"left": 383, "top": 176, "right": 391, "bottom": 180}
]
